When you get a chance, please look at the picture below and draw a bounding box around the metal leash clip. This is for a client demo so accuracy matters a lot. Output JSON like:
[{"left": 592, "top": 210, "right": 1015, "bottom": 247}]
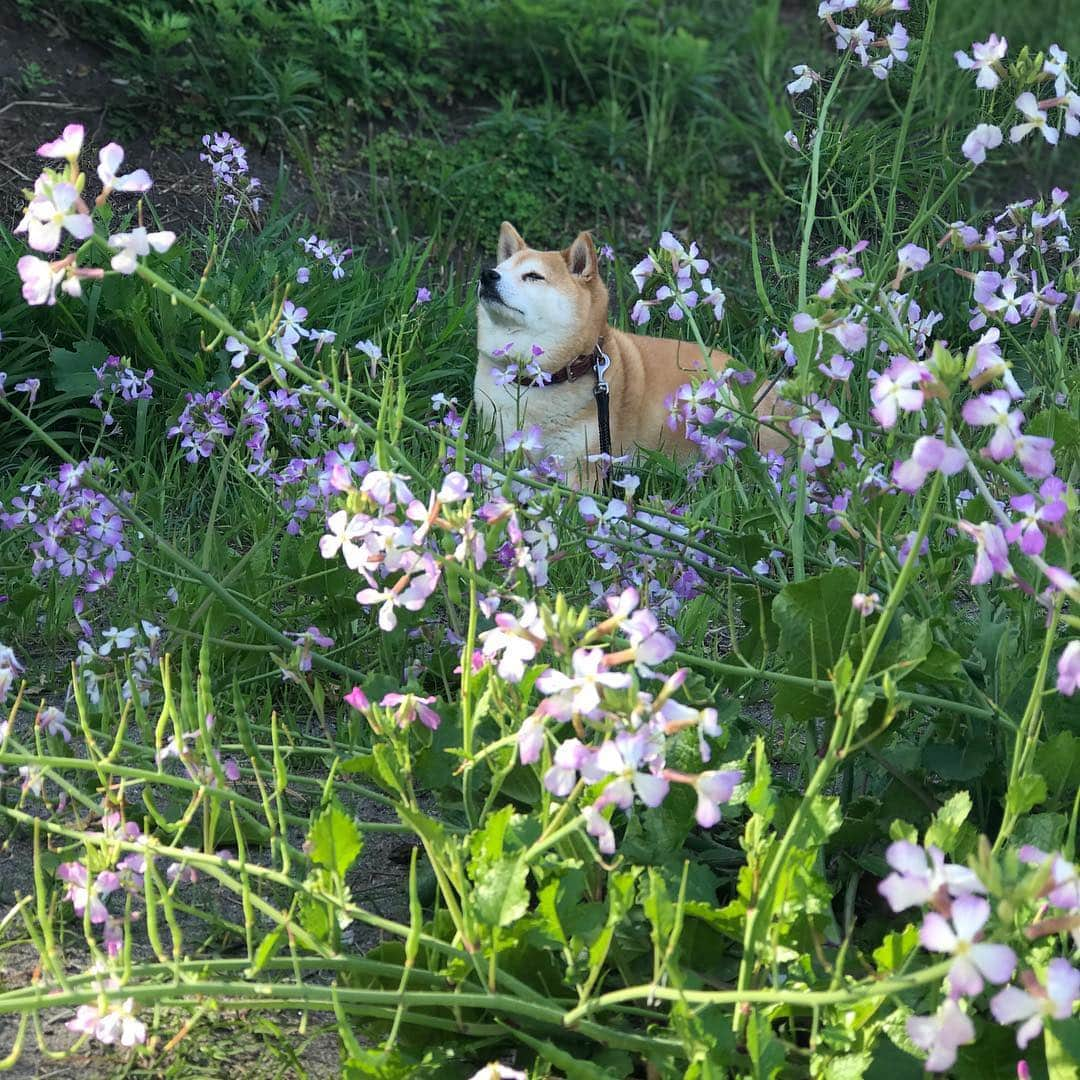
[{"left": 594, "top": 348, "right": 611, "bottom": 392}]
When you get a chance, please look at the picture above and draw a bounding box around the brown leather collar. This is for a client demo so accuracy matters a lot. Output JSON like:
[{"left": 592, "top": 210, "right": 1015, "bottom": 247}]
[{"left": 512, "top": 340, "right": 606, "bottom": 387}]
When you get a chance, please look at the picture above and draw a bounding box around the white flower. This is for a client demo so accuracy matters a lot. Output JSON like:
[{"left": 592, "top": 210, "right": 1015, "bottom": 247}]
[
  {"left": 1010, "top": 92, "right": 1059, "bottom": 146},
  {"left": 97, "top": 144, "right": 152, "bottom": 194},
  {"left": 107, "top": 227, "right": 176, "bottom": 274}
]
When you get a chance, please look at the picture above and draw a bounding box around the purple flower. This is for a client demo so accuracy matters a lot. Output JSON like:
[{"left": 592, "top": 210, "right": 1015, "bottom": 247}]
[
  {"left": 416, "top": 286, "right": 431, "bottom": 304},
  {"left": 961, "top": 390, "right": 1022, "bottom": 461},
  {"left": 878, "top": 840, "right": 984, "bottom": 912},
  {"left": 381, "top": 692, "right": 440, "bottom": 731},
  {"left": 958, "top": 520, "right": 1012, "bottom": 585},
  {"left": 892, "top": 436, "right": 966, "bottom": 492},
  {"left": 870, "top": 358, "right": 926, "bottom": 428},
  {"left": 991, "top": 960, "right": 1080, "bottom": 1049},
  {"left": 1005, "top": 480, "right": 1068, "bottom": 555},
  {"left": 897, "top": 243, "right": 930, "bottom": 272},
  {"left": 694, "top": 769, "right": 741, "bottom": 827}
]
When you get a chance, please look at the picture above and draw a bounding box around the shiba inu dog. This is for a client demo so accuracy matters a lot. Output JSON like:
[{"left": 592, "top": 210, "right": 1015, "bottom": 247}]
[{"left": 474, "top": 222, "right": 784, "bottom": 484}]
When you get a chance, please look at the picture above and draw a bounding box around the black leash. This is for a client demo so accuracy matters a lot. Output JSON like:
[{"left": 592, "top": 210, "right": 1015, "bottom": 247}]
[{"left": 592, "top": 346, "right": 613, "bottom": 493}]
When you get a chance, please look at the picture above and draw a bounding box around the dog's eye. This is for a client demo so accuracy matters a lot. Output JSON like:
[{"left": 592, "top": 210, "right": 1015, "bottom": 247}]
[{"left": 522, "top": 271, "right": 545, "bottom": 282}]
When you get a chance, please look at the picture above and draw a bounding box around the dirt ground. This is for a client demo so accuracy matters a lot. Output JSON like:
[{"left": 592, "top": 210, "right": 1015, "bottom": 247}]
[{"left": 0, "top": 7, "right": 304, "bottom": 237}]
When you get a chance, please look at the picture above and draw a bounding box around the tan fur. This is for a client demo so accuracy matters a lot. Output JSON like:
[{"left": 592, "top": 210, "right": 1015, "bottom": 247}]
[{"left": 474, "top": 223, "right": 784, "bottom": 484}]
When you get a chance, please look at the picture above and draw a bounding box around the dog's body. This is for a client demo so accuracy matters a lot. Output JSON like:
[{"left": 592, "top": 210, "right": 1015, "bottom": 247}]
[{"left": 474, "top": 223, "right": 782, "bottom": 482}]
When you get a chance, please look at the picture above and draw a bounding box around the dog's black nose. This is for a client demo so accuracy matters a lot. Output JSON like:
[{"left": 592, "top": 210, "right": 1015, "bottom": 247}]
[{"left": 480, "top": 268, "right": 500, "bottom": 288}]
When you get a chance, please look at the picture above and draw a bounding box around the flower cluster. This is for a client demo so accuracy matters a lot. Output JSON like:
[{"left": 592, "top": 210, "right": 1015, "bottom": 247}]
[
  {"left": 787, "top": 2, "right": 909, "bottom": 92},
  {"left": 200, "top": 131, "right": 263, "bottom": 212},
  {"left": 481, "top": 589, "right": 741, "bottom": 851},
  {"left": 778, "top": 224, "right": 1079, "bottom": 619},
  {"left": 0, "top": 459, "right": 133, "bottom": 604},
  {"left": 958, "top": 39, "right": 1078, "bottom": 166},
  {"left": 90, "top": 354, "right": 154, "bottom": 430},
  {"left": 628, "top": 233, "right": 726, "bottom": 326},
  {"left": 297, "top": 233, "right": 352, "bottom": 282},
  {"left": 879, "top": 839, "right": 1080, "bottom": 1071},
  {"left": 13, "top": 124, "right": 173, "bottom": 307}
]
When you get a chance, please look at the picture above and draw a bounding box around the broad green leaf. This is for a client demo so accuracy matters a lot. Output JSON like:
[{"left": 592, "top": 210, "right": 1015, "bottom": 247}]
[
  {"left": 772, "top": 567, "right": 859, "bottom": 721},
  {"left": 50, "top": 339, "right": 110, "bottom": 394},
  {"left": 1047, "top": 1018, "right": 1080, "bottom": 1080},
  {"left": 922, "top": 738, "right": 993, "bottom": 783},
  {"left": 472, "top": 856, "right": 529, "bottom": 928},
  {"left": 924, "top": 791, "right": 972, "bottom": 854},
  {"left": 307, "top": 802, "right": 362, "bottom": 877},
  {"left": 1006, "top": 774, "right": 1048, "bottom": 817}
]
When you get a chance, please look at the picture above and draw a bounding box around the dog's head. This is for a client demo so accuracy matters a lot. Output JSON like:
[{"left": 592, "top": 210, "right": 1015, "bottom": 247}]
[{"left": 477, "top": 222, "right": 608, "bottom": 364}]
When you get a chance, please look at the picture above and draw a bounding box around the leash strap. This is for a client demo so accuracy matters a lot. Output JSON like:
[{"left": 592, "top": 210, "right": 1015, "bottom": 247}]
[{"left": 593, "top": 347, "right": 613, "bottom": 491}]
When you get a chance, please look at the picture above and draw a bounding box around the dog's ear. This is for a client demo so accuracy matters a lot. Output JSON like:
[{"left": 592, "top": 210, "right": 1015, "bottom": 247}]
[
  {"left": 497, "top": 222, "right": 526, "bottom": 263},
  {"left": 565, "top": 231, "right": 598, "bottom": 281}
]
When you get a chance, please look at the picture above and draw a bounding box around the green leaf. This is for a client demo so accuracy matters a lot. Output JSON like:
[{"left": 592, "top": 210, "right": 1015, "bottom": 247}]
[
  {"left": 772, "top": 567, "right": 859, "bottom": 720},
  {"left": 1035, "top": 732, "right": 1080, "bottom": 801},
  {"left": 746, "top": 1007, "right": 785, "bottom": 1079},
  {"left": 49, "top": 339, "right": 110, "bottom": 395},
  {"left": 924, "top": 791, "right": 972, "bottom": 854},
  {"left": 1012, "top": 812, "right": 1067, "bottom": 853},
  {"left": 922, "top": 738, "right": 993, "bottom": 782},
  {"left": 472, "top": 856, "right": 529, "bottom": 928},
  {"left": 872, "top": 925, "right": 918, "bottom": 973},
  {"left": 307, "top": 802, "right": 363, "bottom": 877},
  {"left": 1046, "top": 1018, "right": 1080, "bottom": 1080},
  {"left": 1006, "top": 774, "right": 1048, "bottom": 817}
]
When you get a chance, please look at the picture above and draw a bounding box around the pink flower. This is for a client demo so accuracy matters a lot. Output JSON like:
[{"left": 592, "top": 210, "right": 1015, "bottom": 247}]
[
  {"left": 919, "top": 894, "right": 1016, "bottom": 996},
  {"left": 66, "top": 998, "right": 146, "bottom": 1047},
  {"left": 381, "top": 692, "right": 440, "bottom": 730},
  {"left": 878, "top": 840, "right": 984, "bottom": 912},
  {"left": 356, "top": 555, "right": 440, "bottom": 632},
  {"left": 870, "top": 358, "right": 926, "bottom": 428},
  {"left": 16, "top": 180, "right": 93, "bottom": 254},
  {"left": 479, "top": 601, "right": 547, "bottom": 683},
  {"left": 582, "top": 803, "right": 616, "bottom": 854},
  {"left": 851, "top": 592, "right": 880, "bottom": 616},
  {"left": 954, "top": 35, "right": 1008, "bottom": 90},
  {"left": 16, "top": 255, "right": 66, "bottom": 306},
  {"left": 961, "top": 124, "right": 1003, "bottom": 165},
  {"left": 958, "top": 520, "right": 1013, "bottom": 586},
  {"left": 344, "top": 686, "right": 370, "bottom": 711},
  {"left": 907, "top": 1000, "right": 975, "bottom": 1072},
  {"left": 990, "top": 960, "right": 1080, "bottom": 1049},
  {"left": 37, "top": 123, "right": 85, "bottom": 160},
  {"left": 892, "top": 436, "right": 966, "bottom": 492},
  {"left": 1058, "top": 641, "right": 1080, "bottom": 696}
]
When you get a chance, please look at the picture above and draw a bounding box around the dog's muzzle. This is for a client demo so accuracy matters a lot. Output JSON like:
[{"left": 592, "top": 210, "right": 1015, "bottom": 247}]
[{"left": 478, "top": 267, "right": 502, "bottom": 303}]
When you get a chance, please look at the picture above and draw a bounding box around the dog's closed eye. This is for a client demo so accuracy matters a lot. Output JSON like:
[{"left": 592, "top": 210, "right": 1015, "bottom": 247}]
[{"left": 522, "top": 271, "right": 545, "bottom": 282}]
